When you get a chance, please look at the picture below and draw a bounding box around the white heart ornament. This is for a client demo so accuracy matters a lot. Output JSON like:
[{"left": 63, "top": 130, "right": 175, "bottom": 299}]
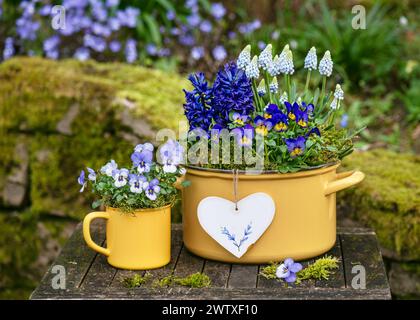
[{"left": 197, "top": 192, "right": 275, "bottom": 258}]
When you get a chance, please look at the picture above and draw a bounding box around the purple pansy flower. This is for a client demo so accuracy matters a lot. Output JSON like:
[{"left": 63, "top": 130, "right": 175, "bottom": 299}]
[
  {"left": 77, "top": 170, "right": 86, "bottom": 192},
  {"left": 295, "top": 108, "right": 309, "bottom": 128},
  {"left": 134, "top": 143, "right": 154, "bottom": 153},
  {"left": 232, "top": 124, "right": 254, "bottom": 147},
  {"left": 254, "top": 115, "right": 273, "bottom": 136},
  {"left": 232, "top": 112, "right": 249, "bottom": 126},
  {"left": 131, "top": 150, "right": 153, "bottom": 173},
  {"left": 159, "top": 139, "right": 184, "bottom": 173},
  {"left": 272, "top": 113, "right": 289, "bottom": 132},
  {"left": 143, "top": 178, "right": 160, "bottom": 201},
  {"left": 276, "top": 258, "right": 303, "bottom": 283},
  {"left": 112, "top": 168, "right": 129, "bottom": 188},
  {"left": 87, "top": 167, "right": 96, "bottom": 181},
  {"left": 100, "top": 160, "right": 118, "bottom": 177},
  {"left": 264, "top": 103, "right": 281, "bottom": 119},
  {"left": 128, "top": 174, "right": 146, "bottom": 194},
  {"left": 285, "top": 136, "right": 306, "bottom": 157}
]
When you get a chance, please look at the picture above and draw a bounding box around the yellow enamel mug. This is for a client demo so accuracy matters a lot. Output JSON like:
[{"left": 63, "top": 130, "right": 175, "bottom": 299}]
[{"left": 83, "top": 205, "right": 171, "bottom": 270}]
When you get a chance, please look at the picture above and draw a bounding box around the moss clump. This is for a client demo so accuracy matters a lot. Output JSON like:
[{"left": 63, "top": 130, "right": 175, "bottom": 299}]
[
  {"left": 152, "top": 272, "right": 211, "bottom": 288},
  {"left": 296, "top": 255, "right": 339, "bottom": 284},
  {"left": 339, "top": 149, "right": 420, "bottom": 260},
  {"left": 259, "top": 262, "right": 279, "bottom": 280},
  {"left": 122, "top": 272, "right": 152, "bottom": 288},
  {"left": 259, "top": 256, "right": 339, "bottom": 284}
]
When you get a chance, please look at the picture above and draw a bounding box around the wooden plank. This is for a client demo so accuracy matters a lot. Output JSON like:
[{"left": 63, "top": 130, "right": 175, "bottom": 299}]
[
  {"left": 202, "top": 260, "right": 230, "bottom": 288},
  {"left": 315, "top": 235, "right": 346, "bottom": 288},
  {"left": 173, "top": 245, "right": 205, "bottom": 279},
  {"left": 340, "top": 233, "right": 390, "bottom": 293},
  {"left": 140, "top": 226, "right": 183, "bottom": 287},
  {"left": 30, "top": 219, "right": 105, "bottom": 298},
  {"left": 31, "top": 287, "right": 391, "bottom": 300},
  {"left": 80, "top": 240, "right": 118, "bottom": 288},
  {"left": 228, "top": 265, "right": 258, "bottom": 288}
]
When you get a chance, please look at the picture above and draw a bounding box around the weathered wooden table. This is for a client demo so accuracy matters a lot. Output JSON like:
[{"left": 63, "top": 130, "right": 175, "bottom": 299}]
[{"left": 31, "top": 221, "right": 391, "bottom": 300}]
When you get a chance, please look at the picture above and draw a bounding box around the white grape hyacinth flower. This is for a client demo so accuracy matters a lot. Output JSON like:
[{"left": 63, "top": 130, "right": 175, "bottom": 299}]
[
  {"left": 330, "top": 98, "right": 339, "bottom": 110},
  {"left": 334, "top": 84, "right": 344, "bottom": 100},
  {"left": 304, "top": 47, "right": 317, "bottom": 70},
  {"left": 237, "top": 44, "right": 251, "bottom": 71},
  {"left": 257, "top": 79, "right": 266, "bottom": 96},
  {"left": 319, "top": 50, "right": 333, "bottom": 77},
  {"left": 279, "top": 45, "right": 294, "bottom": 75},
  {"left": 245, "top": 55, "right": 260, "bottom": 79},
  {"left": 268, "top": 54, "right": 280, "bottom": 76},
  {"left": 269, "top": 77, "right": 278, "bottom": 93},
  {"left": 258, "top": 44, "right": 272, "bottom": 71},
  {"left": 279, "top": 91, "right": 288, "bottom": 104}
]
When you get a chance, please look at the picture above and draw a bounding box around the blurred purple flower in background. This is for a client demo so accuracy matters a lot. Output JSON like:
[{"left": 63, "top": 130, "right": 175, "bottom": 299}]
[
  {"left": 213, "top": 45, "right": 227, "bottom": 61},
  {"left": 340, "top": 114, "right": 349, "bottom": 128},
  {"left": 187, "top": 13, "right": 201, "bottom": 27},
  {"left": 200, "top": 20, "right": 213, "bottom": 33},
  {"left": 191, "top": 46, "right": 205, "bottom": 60},
  {"left": 39, "top": 4, "right": 52, "bottom": 16},
  {"left": 117, "top": 7, "right": 140, "bottom": 28},
  {"left": 228, "top": 31, "right": 237, "bottom": 39},
  {"left": 74, "top": 47, "right": 90, "bottom": 61},
  {"left": 166, "top": 10, "right": 176, "bottom": 21},
  {"left": 125, "top": 39, "right": 137, "bottom": 63},
  {"left": 146, "top": 43, "right": 158, "bottom": 56},
  {"left": 109, "top": 40, "right": 121, "bottom": 53},
  {"left": 258, "top": 41, "right": 266, "bottom": 50},
  {"left": 3, "top": 37, "right": 14, "bottom": 60},
  {"left": 106, "top": 0, "right": 119, "bottom": 7},
  {"left": 238, "top": 19, "right": 261, "bottom": 34},
  {"left": 179, "top": 34, "right": 195, "bottom": 46},
  {"left": 210, "top": 3, "right": 226, "bottom": 20},
  {"left": 84, "top": 34, "right": 106, "bottom": 52}
]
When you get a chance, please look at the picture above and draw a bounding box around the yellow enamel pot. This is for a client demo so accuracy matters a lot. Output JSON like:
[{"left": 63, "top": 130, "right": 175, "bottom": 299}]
[
  {"left": 83, "top": 205, "right": 171, "bottom": 270},
  {"left": 181, "top": 163, "right": 364, "bottom": 263}
]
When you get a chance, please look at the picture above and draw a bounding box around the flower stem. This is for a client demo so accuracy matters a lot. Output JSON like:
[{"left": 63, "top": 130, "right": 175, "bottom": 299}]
[
  {"left": 251, "top": 79, "right": 261, "bottom": 112},
  {"left": 304, "top": 70, "right": 311, "bottom": 98},
  {"left": 264, "top": 71, "right": 272, "bottom": 103},
  {"left": 320, "top": 76, "right": 326, "bottom": 107}
]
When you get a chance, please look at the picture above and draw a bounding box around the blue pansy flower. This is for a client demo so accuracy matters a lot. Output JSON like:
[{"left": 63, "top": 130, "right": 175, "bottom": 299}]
[
  {"left": 100, "top": 160, "right": 118, "bottom": 177},
  {"left": 143, "top": 178, "right": 160, "bottom": 201},
  {"left": 264, "top": 103, "right": 281, "bottom": 119},
  {"left": 87, "top": 167, "right": 96, "bottom": 181},
  {"left": 232, "top": 112, "right": 249, "bottom": 126},
  {"left": 129, "top": 174, "right": 146, "bottom": 194},
  {"left": 254, "top": 115, "right": 273, "bottom": 136},
  {"left": 77, "top": 170, "right": 86, "bottom": 192},
  {"left": 232, "top": 124, "right": 254, "bottom": 147},
  {"left": 131, "top": 150, "right": 153, "bottom": 173},
  {"left": 272, "top": 112, "right": 289, "bottom": 132},
  {"left": 113, "top": 168, "right": 129, "bottom": 188},
  {"left": 295, "top": 108, "right": 309, "bottom": 128},
  {"left": 159, "top": 139, "right": 184, "bottom": 173},
  {"left": 276, "top": 258, "right": 303, "bottom": 283},
  {"left": 285, "top": 136, "right": 306, "bottom": 157}
]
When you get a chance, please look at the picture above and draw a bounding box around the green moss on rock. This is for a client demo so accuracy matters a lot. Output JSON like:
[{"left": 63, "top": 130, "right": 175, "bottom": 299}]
[{"left": 339, "top": 149, "right": 420, "bottom": 260}]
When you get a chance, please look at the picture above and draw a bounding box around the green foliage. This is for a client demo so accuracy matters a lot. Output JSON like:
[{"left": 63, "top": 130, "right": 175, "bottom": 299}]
[
  {"left": 339, "top": 149, "right": 420, "bottom": 260},
  {"left": 296, "top": 255, "right": 339, "bottom": 284},
  {"left": 122, "top": 272, "right": 152, "bottom": 288},
  {"left": 0, "top": 212, "right": 41, "bottom": 299}
]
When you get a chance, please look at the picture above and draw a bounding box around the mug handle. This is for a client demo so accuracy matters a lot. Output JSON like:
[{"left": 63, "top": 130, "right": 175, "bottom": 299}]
[
  {"left": 324, "top": 171, "right": 365, "bottom": 196},
  {"left": 83, "top": 211, "right": 110, "bottom": 257}
]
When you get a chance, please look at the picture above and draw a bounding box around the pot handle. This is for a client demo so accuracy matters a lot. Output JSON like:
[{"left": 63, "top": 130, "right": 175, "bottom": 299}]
[
  {"left": 83, "top": 211, "right": 110, "bottom": 257},
  {"left": 324, "top": 171, "right": 365, "bottom": 196},
  {"left": 174, "top": 174, "right": 186, "bottom": 190}
]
